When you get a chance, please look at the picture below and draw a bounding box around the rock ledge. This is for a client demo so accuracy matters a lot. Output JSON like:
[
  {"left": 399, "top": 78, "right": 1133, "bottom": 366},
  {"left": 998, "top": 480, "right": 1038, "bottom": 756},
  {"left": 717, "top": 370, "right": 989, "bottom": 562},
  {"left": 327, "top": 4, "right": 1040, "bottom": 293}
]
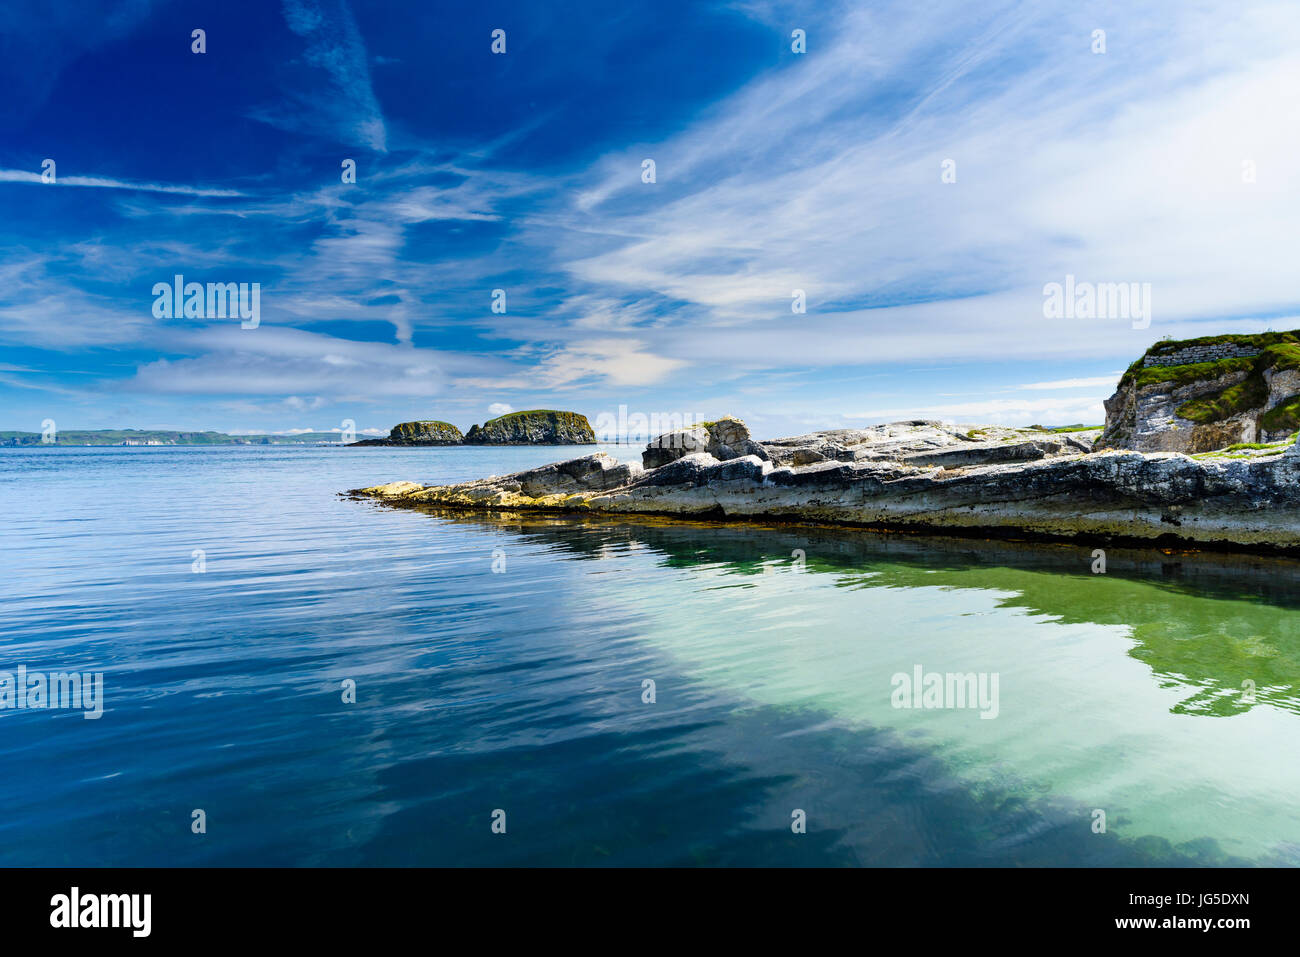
[{"left": 351, "top": 419, "right": 1300, "bottom": 552}]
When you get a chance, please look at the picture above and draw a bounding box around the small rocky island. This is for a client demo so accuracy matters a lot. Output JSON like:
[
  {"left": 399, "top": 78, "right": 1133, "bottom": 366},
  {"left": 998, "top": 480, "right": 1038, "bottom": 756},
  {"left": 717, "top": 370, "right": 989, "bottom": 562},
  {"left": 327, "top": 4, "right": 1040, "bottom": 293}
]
[
  {"left": 351, "top": 333, "right": 1300, "bottom": 553},
  {"left": 350, "top": 410, "right": 596, "bottom": 447}
]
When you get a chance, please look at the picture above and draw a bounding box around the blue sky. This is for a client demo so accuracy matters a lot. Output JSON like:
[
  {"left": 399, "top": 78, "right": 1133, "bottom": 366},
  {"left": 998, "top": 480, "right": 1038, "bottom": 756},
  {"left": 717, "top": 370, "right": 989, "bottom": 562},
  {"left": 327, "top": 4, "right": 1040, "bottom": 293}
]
[{"left": 2, "top": 0, "right": 1299, "bottom": 439}]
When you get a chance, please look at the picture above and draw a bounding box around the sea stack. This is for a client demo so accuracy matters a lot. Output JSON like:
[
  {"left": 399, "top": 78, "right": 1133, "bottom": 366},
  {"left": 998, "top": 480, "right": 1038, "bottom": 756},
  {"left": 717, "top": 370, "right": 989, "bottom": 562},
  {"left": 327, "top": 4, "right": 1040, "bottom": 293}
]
[
  {"left": 464, "top": 410, "right": 596, "bottom": 445},
  {"left": 350, "top": 420, "right": 464, "bottom": 446}
]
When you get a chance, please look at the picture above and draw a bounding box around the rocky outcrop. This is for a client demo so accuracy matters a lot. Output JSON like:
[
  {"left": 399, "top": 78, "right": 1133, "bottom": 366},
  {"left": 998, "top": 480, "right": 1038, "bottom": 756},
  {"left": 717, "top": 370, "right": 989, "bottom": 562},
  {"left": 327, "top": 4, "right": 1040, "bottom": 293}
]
[
  {"left": 464, "top": 410, "right": 595, "bottom": 445},
  {"left": 1100, "top": 331, "right": 1300, "bottom": 452},
  {"left": 350, "top": 420, "right": 464, "bottom": 446},
  {"left": 364, "top": 452, "right": 643, "bottom": 508},
  {"left": 641, "top": 416, "right": 769, "bottom": 469},
  {"left": 762, "top": 420, "right": 1096, "bottom": 467},
  {"left": 350, "top": 410, "right": 596, "bottom": 446},
  {"left": 351, "top": 420, "right": 1300, "bottom": 553}
]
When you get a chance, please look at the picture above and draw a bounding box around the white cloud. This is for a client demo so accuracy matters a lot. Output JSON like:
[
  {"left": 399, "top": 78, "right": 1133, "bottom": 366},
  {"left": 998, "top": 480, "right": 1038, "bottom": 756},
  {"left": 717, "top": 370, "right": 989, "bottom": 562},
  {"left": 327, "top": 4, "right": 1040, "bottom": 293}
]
[
  {"left": 1018, "top": 375, "right": 1122, "bottom": 391},
  {"left": 846, "top": 394, "right": 1106, "bottom": 426},
  {"left": 0, "top": 169, "right": 244, "bottom": 197},
  {"left": 271, "top": 0, "right": 388, "bottom": 151},
  {"left": 127, "top": 327, "right": 455, "bottom": 399},
  {"left": 284, "top": 395, "right": 327, "bottom": 411},
  {"left": 542, "top": 0, "right": 1300, "bottom": 373},
  {"left": 488, "top": 402, "right": 513, "bottom": 416},
  {"left": 530, "top": 338, "right": 689, "bottom": 388}
]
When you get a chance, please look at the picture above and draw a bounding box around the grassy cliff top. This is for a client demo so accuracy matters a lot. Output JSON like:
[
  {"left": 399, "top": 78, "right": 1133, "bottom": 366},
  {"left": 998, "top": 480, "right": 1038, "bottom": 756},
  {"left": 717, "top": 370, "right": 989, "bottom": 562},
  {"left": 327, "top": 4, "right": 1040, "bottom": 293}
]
[
  {"left": 1145, "top": 330, "right": 1300, "bottom": 355},
  {"left": 1121, "top": 331, "right": 1300, "bottom": 389},
  {"left": 394, "top": 419, "right": 458, "bottom": 429},
  {"left": 1104, "top": 330, "right": 1300, "bottom": 431},
  {"left": 479, "top": 409, "right": 586, "bottom": 425},
  {"left": 388, "top": 420, "right": 464, "bottom": 442},
  {"left": 463, "top": 409, "right": 594, "bottom": 444}
]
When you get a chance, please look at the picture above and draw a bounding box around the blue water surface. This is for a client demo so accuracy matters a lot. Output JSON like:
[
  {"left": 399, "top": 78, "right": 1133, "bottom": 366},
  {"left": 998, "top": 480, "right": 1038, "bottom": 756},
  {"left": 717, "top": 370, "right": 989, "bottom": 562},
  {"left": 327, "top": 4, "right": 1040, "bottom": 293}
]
[{"left": 1, "top": 445, "right": 1297, "bottom": 866}]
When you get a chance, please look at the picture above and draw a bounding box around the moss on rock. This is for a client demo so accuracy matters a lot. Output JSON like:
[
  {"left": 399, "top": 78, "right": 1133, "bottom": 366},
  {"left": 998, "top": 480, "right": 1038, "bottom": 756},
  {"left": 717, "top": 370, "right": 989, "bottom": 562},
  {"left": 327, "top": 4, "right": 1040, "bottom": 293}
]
[
  {"left": 1261, "top": 394, "right": 1300, "bottom": 433},
  {"left": 1103, "top": 329, "right": 1300, "bottom": 451},
  {"left": 1176, "top": 375, "right": 1269, "bottom": 424},
  {"left": 388, "top": 420, "right": 464, "bottom": 444},
  {"left": 464, "top": 410, "right": 595, "bottom": 445}
]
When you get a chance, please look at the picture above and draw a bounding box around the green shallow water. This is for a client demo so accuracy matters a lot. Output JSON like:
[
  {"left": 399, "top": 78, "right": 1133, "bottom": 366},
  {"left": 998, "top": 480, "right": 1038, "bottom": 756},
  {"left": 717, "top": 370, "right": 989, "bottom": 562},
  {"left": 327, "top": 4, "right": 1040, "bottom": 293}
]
[{"left": 417, "top": 509, "right": 1300, "bottom": 864}]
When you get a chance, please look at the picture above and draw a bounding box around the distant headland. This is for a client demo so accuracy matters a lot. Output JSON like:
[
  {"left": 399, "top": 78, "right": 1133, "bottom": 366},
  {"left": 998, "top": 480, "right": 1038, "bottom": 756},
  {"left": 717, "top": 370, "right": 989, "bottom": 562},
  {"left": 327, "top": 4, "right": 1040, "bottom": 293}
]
[
  {"left": 0, "top": 429, "right": 348, "bottom": 447},
  {"left": 0, "top": 409, "right": 600, "bottom": 448}
]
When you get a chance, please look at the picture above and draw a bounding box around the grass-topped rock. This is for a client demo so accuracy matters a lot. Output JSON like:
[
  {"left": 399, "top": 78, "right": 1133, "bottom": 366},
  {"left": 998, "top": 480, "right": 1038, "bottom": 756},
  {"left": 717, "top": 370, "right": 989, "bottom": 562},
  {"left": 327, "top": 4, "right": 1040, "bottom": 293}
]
[
  {"left": 464, "top": 410, "right": 596, "bottom": 445},
  {"left": 350, "top": 410, "right": 598, "bottom": 447},
  {"left": 1099, "top": 330, "right": 1300, "bottom": 453},
  {"left": 349, "top": 419, "right": 464, "bottom": 446},
  {"left": 390, "top": 420, "right": 463, "bottom": 444}
]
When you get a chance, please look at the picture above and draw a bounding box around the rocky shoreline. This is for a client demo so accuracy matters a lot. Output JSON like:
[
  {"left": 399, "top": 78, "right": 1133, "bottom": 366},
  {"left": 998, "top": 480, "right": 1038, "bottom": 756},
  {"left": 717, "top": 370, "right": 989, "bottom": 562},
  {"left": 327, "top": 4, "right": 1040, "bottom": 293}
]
[{"left": 349, "top": 416, "right": 1300, "bottom": 554}]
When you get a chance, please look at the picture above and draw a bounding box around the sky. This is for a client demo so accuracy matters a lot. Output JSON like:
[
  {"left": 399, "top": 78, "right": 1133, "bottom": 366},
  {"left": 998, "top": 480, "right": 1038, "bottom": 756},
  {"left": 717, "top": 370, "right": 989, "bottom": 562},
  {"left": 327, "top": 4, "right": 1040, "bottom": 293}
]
[{"left": 2, "top": 0, "right": 1299, "bottom": 440}]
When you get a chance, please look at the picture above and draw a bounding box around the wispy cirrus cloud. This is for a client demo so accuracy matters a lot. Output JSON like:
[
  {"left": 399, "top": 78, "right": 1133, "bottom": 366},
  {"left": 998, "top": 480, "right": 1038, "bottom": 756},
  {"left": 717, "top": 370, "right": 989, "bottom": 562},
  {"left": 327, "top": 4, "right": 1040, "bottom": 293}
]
[
  {"left": 1018, "top": 375, "right": 1123, "bottom": 392},
  {"left": 258, "top": 0, "right": 389, "bottom": 151},
  {"left": 543, "top": 0, "right": 1300, "bottom": 375},
  {"left": 6, "top": 0, "right": 1300, "bottom": 437},
  {"left": 847, "top": 395, "right": 1107, "bottom": 425},
  {"left": 129, "top": 326, "right": 450, "bottom": 399},
  {"left": 0, "top": 170, "right": 244, "bottom": 197}
]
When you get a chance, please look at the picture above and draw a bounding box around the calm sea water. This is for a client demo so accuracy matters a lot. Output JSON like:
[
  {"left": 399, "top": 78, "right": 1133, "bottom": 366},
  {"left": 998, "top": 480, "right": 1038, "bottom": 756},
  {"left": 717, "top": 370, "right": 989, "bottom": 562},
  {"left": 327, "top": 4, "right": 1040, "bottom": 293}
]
[{"left": 2, "top": 444, "right": 1299, "bottom": 866}]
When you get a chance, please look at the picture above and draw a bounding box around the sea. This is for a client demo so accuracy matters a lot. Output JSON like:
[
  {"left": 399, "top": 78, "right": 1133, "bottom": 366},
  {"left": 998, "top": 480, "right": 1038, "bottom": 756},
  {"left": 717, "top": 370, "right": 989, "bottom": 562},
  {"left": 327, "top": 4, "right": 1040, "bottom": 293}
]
[{"left": 2, "top": 444, "right": 1298, "bottom": 866}]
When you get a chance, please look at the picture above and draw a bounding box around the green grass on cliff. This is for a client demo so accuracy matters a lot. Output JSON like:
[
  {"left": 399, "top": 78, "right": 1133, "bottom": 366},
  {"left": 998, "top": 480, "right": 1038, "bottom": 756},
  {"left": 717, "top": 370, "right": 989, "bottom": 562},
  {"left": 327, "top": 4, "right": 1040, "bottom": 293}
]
[
  {"left": 391, "top": 419, "right": 459, "bottom": 432},
  {"left": 1261, "top": 394, "right": 1300, "bottom": 432},
  {"left": 1193, "top": 436, "right": 1295, "bottom": 459},
  {"left": 1127, "top": 355, "right": 1257, "bottom": 389},
  {"left": 1175, "top": 374, "right": 1269, "bottom": 424},
  {"left": 1263, "top": 342, "right": 1300, "bottom": 372},
  {"left": 1111, "top": 331, "right": 1300, "bottom": 427},
  {"left": 463, "top": 410, "right": 594, "bottom": 443},
  {"left": 1122, "top": 332, "right": 1300, "bottom": 390},
  {"left": 480, "top": 409, "right": 582, "bottom": 426},
  {"left": 389, "top": 420, "right": 464, "bottom": 442},
  {"left": 1144, "top": 329, "right": 1300, "bottom": 357}
]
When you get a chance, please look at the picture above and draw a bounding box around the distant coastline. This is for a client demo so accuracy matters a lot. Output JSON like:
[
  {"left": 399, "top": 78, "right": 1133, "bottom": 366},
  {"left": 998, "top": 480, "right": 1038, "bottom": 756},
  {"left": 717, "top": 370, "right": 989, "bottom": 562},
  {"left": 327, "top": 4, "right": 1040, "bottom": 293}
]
[{"left": 0, "top": 429, "right": 352, "bottom": 447}]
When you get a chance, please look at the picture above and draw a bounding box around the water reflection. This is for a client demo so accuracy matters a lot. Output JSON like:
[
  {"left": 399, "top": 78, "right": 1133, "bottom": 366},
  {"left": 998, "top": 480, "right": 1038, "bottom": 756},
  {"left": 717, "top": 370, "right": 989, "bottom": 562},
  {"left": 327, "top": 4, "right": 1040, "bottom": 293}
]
[
  {"left": 401, "top": 506, "right": 1300, "bottom": 719},
  {"left": 363, "top": 503, "right": 1300, "bottom": 864}
]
